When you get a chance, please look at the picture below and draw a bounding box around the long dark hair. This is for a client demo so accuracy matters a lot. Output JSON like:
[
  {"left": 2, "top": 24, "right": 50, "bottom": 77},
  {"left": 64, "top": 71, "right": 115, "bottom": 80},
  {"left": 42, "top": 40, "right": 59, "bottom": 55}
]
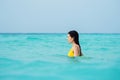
[
  {"left": 68, "top": 30, "right": 80, "bottom": 46},
  {"left": 68, "top": 30, "right": 82, "bottom": 56}
]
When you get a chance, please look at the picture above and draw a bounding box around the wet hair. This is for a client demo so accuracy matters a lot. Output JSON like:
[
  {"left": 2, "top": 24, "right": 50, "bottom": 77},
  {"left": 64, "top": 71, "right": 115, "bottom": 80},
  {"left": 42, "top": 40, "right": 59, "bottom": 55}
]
[{"left": 68, "top": 30, "right": 82, "bottom": 56}]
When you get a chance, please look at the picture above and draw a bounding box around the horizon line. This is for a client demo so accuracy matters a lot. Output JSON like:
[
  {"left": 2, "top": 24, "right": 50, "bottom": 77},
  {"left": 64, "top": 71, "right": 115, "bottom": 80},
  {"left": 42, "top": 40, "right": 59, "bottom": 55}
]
[{"left": 0, "top": 32, "right": 120, "bottom": 34}]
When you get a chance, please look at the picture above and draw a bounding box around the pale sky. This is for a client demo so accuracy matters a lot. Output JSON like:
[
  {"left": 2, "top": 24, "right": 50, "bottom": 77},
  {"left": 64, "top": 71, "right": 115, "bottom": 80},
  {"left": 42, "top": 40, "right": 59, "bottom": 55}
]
[{"left": 0, "top": 0, "right": 120, "bottom": 33}]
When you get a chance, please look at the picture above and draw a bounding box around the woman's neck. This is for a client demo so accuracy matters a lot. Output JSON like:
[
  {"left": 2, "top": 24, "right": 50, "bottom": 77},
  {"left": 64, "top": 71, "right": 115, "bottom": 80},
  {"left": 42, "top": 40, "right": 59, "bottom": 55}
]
[{"left": 71, "top": 41, "right": 76, "bottom": 46}]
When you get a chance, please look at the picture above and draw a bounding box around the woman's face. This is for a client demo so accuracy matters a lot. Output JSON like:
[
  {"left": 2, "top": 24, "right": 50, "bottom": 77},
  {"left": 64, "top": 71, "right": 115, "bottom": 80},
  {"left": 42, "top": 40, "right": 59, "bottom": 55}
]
[{"left": 67, "top": 34, "right": 74, "bottom": 43}]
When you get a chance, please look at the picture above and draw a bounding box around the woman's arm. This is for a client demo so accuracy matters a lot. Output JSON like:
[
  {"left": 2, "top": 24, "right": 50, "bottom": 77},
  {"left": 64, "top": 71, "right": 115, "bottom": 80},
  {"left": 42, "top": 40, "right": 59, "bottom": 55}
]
[{"left": 73, "top": 46, "right": 80, "bottom": 56}]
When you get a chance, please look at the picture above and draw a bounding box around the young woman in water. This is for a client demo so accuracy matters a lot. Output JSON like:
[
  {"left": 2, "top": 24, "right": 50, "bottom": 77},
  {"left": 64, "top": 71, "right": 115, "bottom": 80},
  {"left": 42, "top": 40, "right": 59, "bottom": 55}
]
[{"left": 67, "top": 30, "right": 83, "bottom": 57}]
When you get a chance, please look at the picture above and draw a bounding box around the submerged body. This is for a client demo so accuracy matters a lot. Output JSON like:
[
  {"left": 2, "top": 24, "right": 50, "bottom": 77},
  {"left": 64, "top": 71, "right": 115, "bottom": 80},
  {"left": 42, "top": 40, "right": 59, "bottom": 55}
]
[
  {"left": 67, "top": 30, "right": 83, "bottom": 57},
  {"left": 68, "top": 46, "right": 82, "bottom": 57}
]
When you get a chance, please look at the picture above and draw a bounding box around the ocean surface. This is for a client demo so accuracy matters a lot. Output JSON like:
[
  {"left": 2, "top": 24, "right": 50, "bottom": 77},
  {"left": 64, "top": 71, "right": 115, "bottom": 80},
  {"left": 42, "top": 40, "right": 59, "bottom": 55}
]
[{"left": 0, "top": 33, "right": 120, "bottom": 80}]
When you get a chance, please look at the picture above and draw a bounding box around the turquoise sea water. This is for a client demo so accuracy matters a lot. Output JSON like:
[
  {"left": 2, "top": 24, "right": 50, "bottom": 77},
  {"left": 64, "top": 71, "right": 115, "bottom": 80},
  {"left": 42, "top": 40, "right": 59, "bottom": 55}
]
[{"left": 0, "top": 33, "right": 120, "bottom": 80}]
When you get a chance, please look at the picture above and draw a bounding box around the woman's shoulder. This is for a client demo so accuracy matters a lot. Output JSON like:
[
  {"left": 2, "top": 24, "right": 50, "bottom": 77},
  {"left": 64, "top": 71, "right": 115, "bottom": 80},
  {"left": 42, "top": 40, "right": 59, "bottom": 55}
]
[
  {"left": 73, "top": 45, "right": 80, "bottom": 50},
  {"left": 73, "top": 44, "right": 79, "bottom": 49}
]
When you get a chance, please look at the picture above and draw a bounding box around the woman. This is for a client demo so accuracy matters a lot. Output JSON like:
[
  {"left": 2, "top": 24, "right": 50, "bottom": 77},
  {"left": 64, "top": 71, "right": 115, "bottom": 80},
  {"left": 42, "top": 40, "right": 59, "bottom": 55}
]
[{"left": 67, "top": 30, "right": 83, "bottom": 57}]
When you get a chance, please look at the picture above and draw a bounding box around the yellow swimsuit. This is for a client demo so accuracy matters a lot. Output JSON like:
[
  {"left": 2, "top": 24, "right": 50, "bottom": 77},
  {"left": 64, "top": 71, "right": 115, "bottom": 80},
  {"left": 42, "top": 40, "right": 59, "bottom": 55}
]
[{"left": 68, "top": 48, "right": 74, "bottom": 57}]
